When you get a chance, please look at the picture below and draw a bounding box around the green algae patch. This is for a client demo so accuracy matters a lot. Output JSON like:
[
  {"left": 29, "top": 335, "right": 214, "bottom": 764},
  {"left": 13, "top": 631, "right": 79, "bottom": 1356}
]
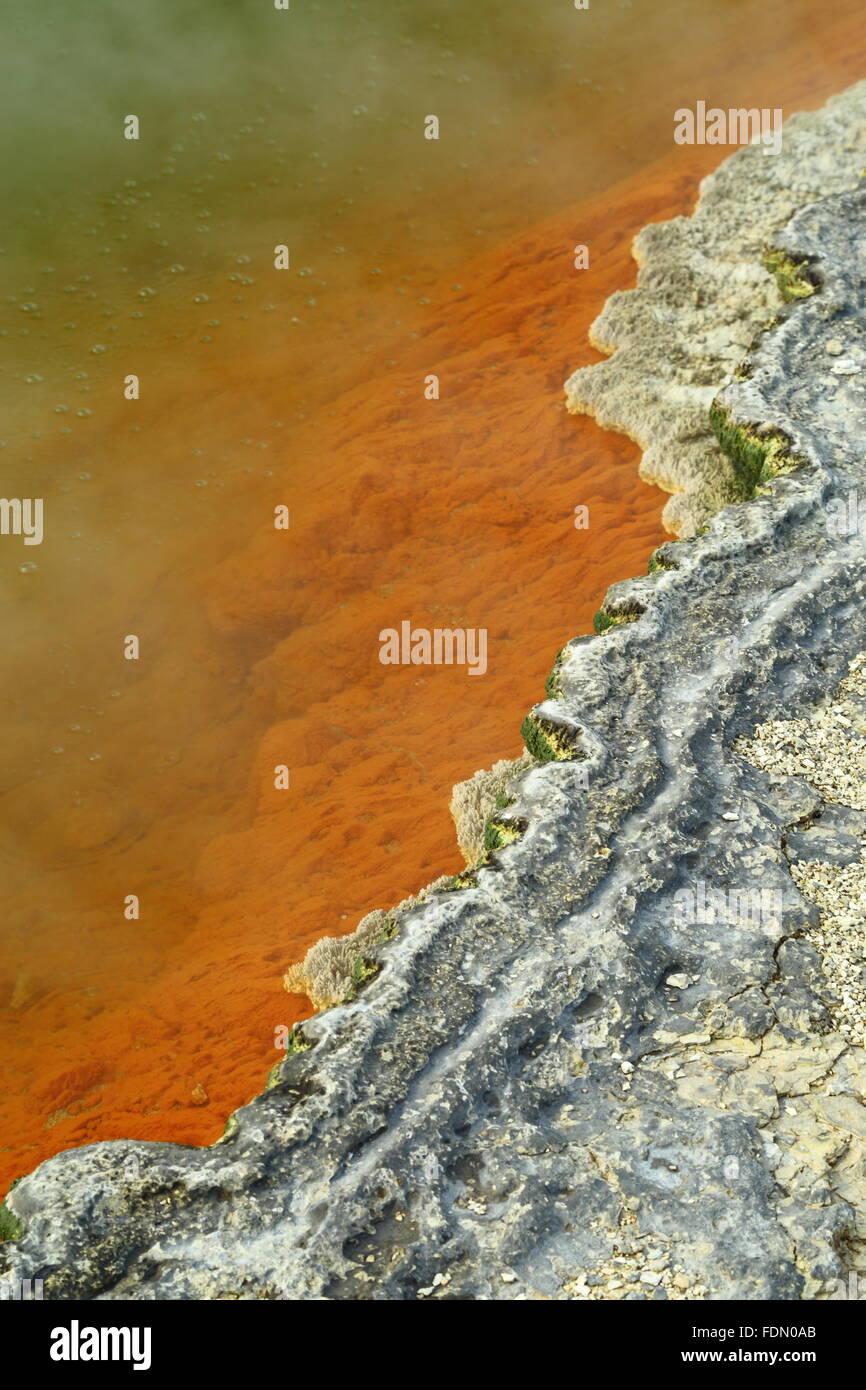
[
  {"left": 482, "top": 815, "right": 523, "bottom": 855},
  {"left": 0, "top": 1178, "right": 24, "bottom": 1242},
  {"left": 593, "top": 610, "right": 637, "bottom": 635},
  {"left": 545, "top": 647, "right": 566, "bottom": 700},
  {"left": 709, "top": 402, "right": 795, "bottom": 497},
  {"left": 763, "top": 248, "right": 817, "bottom": 301},
  {"left": 472, "top": 814, "right": 528, "bottom": 870},
  {"left": 342, "top": 956, "right": 381, "bottom": 1004},
  {"left": 444, "top": 869, "right": 478, "bottom": 891},
  {"left": 593, "top": 610, "right": 615, "bottom": 634},
  {"left": 376, "top": 915, "right": 399, "bottom": 943},
  {"left": 520, "top": 712, "right": 581, "bottom": 763},
  {"left": 0, "top": 1208, "right": 22, "bottom": 1242},
  {"left": 647, "top": 546, "right": 679, "bottom": 575},
  {"left": 285, "top": 1023, "right": 312, "bottom": 1055},
  {"left": 263, "top": 1022, "right": 314, "bottom": 1092},
  {"left": 265, "top": 1062, "right": 284, "bottom": 1092}
]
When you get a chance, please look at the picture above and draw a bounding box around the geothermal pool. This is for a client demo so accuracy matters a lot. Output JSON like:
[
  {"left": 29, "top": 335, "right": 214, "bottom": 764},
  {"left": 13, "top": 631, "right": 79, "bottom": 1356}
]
[{"left": 1, "top": 0, "right": 864, "bottom": 1194}]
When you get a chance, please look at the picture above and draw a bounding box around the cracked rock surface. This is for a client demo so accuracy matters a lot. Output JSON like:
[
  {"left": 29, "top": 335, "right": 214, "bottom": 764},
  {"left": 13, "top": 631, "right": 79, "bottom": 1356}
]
[{"left": 4, "top": 91, "right": 866, "bottom": 1301}]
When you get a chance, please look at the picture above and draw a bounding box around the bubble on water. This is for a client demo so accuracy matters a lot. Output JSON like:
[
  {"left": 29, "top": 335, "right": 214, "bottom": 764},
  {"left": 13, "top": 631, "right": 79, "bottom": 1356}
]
[
  {"left": 78, "top": 472, "right": 91, "bottom": 480},
  {"left": 193, "top": 294, "right": 210, "bottom": 303},
  {"left": 76, "top": 409, "right": 92, "bottom": 418},
  {"left": 25, "top": 374, "right": 43, "bottom": 383},
  {"left": 19, "top": 562, "right": 38, "bottom": 573},
  {"left": 51, "top": 747, "right": 65, "bottom": 754},
  {"left": 138, "top": 287, "right": 156, "bottom": 298},
  {"left": 90, "top": 344, "right": 107, "bottom": 354},
  {"left": 88, "top": 754, "right": 102, "bottom": 761},
  {"left": 195, "top": 479, "right": 208, "bottom": 487},
  {"left": 54, "top": 404, "right": 70, "bottom": 413}
]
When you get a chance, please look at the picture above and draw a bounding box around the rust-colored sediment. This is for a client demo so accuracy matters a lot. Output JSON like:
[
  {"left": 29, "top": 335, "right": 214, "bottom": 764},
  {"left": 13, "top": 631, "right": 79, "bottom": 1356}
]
[{"left": 2, "top": 13, "right": 865, "bottom": 1193}]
